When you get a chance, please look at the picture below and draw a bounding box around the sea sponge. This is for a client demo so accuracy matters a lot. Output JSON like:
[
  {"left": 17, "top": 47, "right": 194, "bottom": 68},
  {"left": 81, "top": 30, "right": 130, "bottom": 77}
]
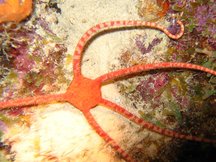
[{"left": 0, "top": 0, "right": 32, "bottom": 23}]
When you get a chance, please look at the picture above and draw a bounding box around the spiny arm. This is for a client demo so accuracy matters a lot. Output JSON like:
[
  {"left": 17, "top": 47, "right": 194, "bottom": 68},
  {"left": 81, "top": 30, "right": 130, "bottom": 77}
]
[
  {"left": 100, "top": 98, "right": 216, "bottom": 143},
  {"left": 0, "top": 93, "right": 66, "bottom": 110},
  {"left": 83, "top": 111, "right": 135, "bottom": 162},
  {"left": 96, "top": 62, "right": 216, "bottom": 83},
  {"left": 73, "top": 20, "right": 184, "bottom": 78}
]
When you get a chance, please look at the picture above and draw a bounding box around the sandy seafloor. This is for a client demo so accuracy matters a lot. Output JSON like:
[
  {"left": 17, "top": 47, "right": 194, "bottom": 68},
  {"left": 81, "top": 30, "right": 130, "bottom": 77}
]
[{"left": 1, "top": 0, "right": 174, "bottom": 162}]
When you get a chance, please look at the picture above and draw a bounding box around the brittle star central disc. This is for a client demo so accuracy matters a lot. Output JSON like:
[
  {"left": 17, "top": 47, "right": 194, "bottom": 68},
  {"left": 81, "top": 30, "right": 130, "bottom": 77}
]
[{"left": 65, "top": 76, "right": 102, "bottom": 112}]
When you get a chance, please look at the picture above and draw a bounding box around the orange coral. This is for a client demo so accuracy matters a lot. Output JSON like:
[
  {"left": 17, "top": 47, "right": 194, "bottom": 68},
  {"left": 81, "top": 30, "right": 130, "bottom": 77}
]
[
  {"left": 156, "top": 0, "right": 169, "bottom": 18},
  {"left": 0, "top": 0, "right": 32, "bottom": 23},
  {"left": 138, "top": 0, "right": 169, "bottom": 21}
]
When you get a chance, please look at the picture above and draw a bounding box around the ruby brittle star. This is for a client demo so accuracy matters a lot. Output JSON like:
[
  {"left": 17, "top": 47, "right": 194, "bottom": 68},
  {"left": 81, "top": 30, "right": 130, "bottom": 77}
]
[{"left": 0, "top": 20, "right": 216, "bottom": 162}]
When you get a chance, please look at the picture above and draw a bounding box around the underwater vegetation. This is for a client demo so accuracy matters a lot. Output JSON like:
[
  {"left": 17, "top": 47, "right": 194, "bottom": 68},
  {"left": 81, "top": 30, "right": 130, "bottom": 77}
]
[
  {"left": 0, "top": 0, "right": 68, "bottom": 98},
  {"left": 136, "top": 36, "right": 163, "bottom": 55},
  {"left": 0, "top": 23, "right": 68, "bottom": 98}
]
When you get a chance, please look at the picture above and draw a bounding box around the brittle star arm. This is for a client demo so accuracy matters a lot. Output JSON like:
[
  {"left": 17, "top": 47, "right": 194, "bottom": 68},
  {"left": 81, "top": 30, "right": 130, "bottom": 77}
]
[
  {"left": 95, "top": 62, "right": 216, "bottom": 143},
  {"left": 96, "top": 62, "right": 216, "bottom": 83},
  {"left": 73, "top": 20, "right": 184, "bottom": 78},
  {"left": 99, "top": 98, "right": 216, "bottom": 143},
  {"left": 0, "top": 93, "right": 66, "bottom": 110},
  {"left": 83, "top": 111, "right": 135, "bottom": 162}
]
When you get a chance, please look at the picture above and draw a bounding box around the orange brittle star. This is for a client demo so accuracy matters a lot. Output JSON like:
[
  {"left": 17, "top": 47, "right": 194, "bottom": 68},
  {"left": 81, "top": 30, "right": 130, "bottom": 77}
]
[{"left": 0, "top": 20, "right": 216, "bottom": 162}]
